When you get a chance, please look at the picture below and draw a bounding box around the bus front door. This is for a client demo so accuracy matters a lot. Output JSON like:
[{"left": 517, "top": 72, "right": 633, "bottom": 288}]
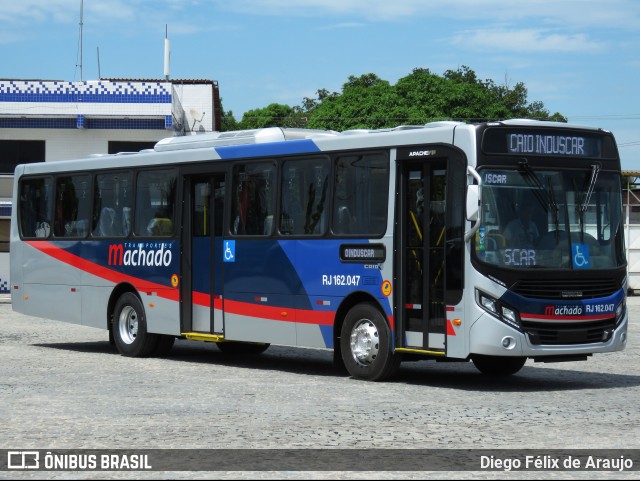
[
  {"left": 181, "top": 174, "right": 226, "bottom": 335},
  {"left": 399, "top": 159, "right": 448, "bottom": 353}
]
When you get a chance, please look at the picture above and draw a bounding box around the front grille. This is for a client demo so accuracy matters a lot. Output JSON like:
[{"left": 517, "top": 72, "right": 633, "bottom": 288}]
[
  {"left": 522, "top": 318, "right": 617, "bottom": 345},
  {"left": 512, "top": 278, "right": 620, "bottom": 299}
]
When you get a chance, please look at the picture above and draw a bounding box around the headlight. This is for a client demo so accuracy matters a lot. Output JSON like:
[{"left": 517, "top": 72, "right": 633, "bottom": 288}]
[
  {"left": 480, "top": 293, "right": 497, "bottom": 313},
  {"left": 476, "top": 289, "right": 522, "bottom": 331},
  {"left": 616, "top": 299, "right": 626, "bottom": 325},
  {"left": 502, "top": 305, "right": 518, "bottom": 324}
]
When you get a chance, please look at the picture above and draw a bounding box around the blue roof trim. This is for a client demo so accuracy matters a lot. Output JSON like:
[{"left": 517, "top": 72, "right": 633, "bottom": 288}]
[
  {"left": 215, "top": 139, "right": 320, "bottom": 159},
  {"left": 0, "top": 117, "right": 168, "bottom": 130}
]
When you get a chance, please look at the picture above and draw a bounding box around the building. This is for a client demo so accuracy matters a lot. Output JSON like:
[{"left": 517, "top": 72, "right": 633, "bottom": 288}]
[{"left": 0, "top": 77, "right": 222, "bottom": 293}]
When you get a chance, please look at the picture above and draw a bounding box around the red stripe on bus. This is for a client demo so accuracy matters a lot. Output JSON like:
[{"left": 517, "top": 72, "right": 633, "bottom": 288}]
[
  {"left": 26, "top": 241, "right": 179, "bottom": 302},
  {"left": 521, "top": 312, "right": 614, "bottom": 322},
  {"left": 192, "top": 293, "right": 395, "bottom": 329},
  {"left": 446, "top": 319, "right": 457, "bottom": 336},
  {"left": 28, "top": 241, "right": 396, "bottom": 330}
]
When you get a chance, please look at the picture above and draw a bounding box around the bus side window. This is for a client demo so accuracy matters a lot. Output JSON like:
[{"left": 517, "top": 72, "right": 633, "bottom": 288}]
[
  {"left": 19, "top": 177, "right": 53, "bottom": 239},
  {"left": 231, "top": 162, "right": 275, "bottom": 236},
  {"left": 93, "top": 172, "right": 131, "bottom": 238},
  {"left": 332, "top": 152, "right": 389, "bottom": 236},
  {"left": 54, "top": 175, "right": 90, "bottom": 238},
  {"left": 280, "top": 158, "right": 329, "bottom": 236},
  {"left": 134, "top": 169, "right": 177, "bottom": 237}
]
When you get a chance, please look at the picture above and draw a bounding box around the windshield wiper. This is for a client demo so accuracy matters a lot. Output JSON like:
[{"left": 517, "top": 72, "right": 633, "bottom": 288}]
[
  {"left": 582, "top": 164, "right": 601, "bottom": 213},
  {"left": 517, "top": 159, "right": 551, "bottom": 212},
  {"left": 575, "top": 164, "right": 601, "bottom": 243},
  {"left": 547, "top": 177, "right": 560, "bottom": 234}
]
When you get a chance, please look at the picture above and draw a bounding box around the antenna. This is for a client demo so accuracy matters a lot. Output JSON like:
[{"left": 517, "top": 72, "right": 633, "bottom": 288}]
[
  {"left": 164, "top": 25, "right": 170, "bottom": 81},
  {"left": 78, "top": 0, "right": 84, "bottom": 81},
  {"left": 97, "top": 47, "right": 101, "bottom": 78}
]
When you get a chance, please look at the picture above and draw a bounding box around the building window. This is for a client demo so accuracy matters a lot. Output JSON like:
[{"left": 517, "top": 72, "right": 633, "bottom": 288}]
[
  {"left": 0, "top": 140, "right": 45, "bottom": 174},
  {"left": 108, "top": 141, "right": 157, "bottom": 155}
]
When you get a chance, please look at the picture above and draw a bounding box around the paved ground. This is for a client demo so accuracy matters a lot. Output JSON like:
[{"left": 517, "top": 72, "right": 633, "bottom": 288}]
[{"left": 0, "top": 294, "right": 639, "bottom": 479}]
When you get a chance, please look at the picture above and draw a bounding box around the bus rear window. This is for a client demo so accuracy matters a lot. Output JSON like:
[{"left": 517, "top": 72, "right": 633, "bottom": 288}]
[{"left": 19, "top": 177, "right": 53, "bottom": 239}]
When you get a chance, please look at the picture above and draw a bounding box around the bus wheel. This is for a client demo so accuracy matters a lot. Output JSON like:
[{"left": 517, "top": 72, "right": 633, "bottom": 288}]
[
  {"left": 216, "top": 341, "right": 270, "bottom": 355},
  {"left": 340, "top": 303, "right": 400, "bottom": 381},
  {"left": 472, "top": 355, "right": 526, "bottom": 376},
  {"left": 112, "top": 292, "right": 158, "bottom": 357}
]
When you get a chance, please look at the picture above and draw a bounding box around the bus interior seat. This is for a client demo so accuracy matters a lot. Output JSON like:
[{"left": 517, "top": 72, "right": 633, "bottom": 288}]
[
  {"left": 335, "top": 205, "right": 353, "bottom": 234},
  {"left": 122, "top": 207, "right": 131, "bottom": 236},
  {"left": 147, "top": 217, "right": 173, "bottom": 236},
  {"left": 263, "top": 215, "right": 273, "bottom": 235},
  {"left": 95, "top": 207, "right": 115, "bottom": 237},
  {"left": 35, "top": 221, "right": 51, "bottom": 238}
]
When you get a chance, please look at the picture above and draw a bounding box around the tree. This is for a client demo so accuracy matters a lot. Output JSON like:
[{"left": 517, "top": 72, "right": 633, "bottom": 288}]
[
  {"left": 218, "top": 97, "right": 239, "bottom": 132},
  {"left": 306, "top": 66, "right": 566, "bottom": 130},
  {"left": 231, "top": 66, "right": 566, "bottom": 132},
  {"left": 238, "top": 103, "right": 294, "bottom": 129},
  {"left": 307, "top": 74, "right": 398, "bottom": 130}
]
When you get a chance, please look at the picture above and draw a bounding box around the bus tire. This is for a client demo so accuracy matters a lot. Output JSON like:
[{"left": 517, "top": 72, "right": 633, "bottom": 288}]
[
  {"left": 340, "top": 303, "right": 400, "bottom": 381},
  {"left": 216, "top": 341, "right": 270, "bottom": 355},
  {"left": 472, "top": 355, "right": 526, "bottom": 376},
  {"left": 112, "top": 292, "right": 159, "bottom": 357}
]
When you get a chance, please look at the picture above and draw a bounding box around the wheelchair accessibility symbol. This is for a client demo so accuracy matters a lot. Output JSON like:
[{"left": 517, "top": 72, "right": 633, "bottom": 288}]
[
  {"left": 572, "top": 243, "right": 590, "bottom": 269},
  {"left": 223, "top": 240, "right": 236, "bottom": 263}
]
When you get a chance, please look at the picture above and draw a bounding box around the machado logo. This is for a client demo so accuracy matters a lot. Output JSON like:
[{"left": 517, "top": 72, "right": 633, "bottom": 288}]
[
  {"left": 544, "top": 305, "right": 583, "bottom": 316},
  {"left": 108, "top": 243, "right": 173, "bottom": 267}
]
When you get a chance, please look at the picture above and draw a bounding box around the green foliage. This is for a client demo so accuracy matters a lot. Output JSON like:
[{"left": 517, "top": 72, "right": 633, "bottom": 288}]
[
  {"left": 238, "top": 103, "right": 295, "bottom": 129},
  {"left": 230, "top": 66, "right": 567, "bottom": 131},
  {"left": 220, "top": 109, "right": 239, "bottom": 131}
]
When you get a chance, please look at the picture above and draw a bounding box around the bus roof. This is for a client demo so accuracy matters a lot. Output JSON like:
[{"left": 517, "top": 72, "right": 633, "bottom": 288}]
[{"left": 14, "top": 120, "right": 613, "bottom": 176}]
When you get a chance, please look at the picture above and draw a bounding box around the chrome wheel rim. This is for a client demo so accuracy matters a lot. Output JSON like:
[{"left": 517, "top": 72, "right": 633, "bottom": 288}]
[
  {"left": 118, "top": 306, "right": 138, "bottom": 345},
  {"left": 349, "top": 319, "right": 379, "bottom": 366}
]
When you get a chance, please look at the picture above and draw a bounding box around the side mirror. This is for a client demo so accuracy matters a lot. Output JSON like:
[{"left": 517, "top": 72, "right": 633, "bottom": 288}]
[
  {"left": 466, "top": 184, "right": 479, "bottom": 221},
  {"left": 464, "top": 166, "right": 482, "bottom": 242}
]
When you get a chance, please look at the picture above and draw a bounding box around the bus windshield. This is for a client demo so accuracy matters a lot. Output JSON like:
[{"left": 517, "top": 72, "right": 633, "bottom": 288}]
[{"left": 475, "top": 166, "right": 625, "bottom": 270}]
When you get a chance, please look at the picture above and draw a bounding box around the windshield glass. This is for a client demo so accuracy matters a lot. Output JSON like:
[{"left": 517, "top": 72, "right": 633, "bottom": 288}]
[{"left": 475, "top": 167, "right": 625, "bottom": 269}]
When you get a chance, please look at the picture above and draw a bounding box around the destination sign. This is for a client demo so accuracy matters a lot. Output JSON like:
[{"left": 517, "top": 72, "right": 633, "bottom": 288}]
[
  {"left": 508, "top": 134, "right": 587, "bottom": 156},
  {"left": 340, "top": 244, "right": 386, "bottom": 263},
  {"left": 482, "top": 128, "right": 616, "bottom": 159}
]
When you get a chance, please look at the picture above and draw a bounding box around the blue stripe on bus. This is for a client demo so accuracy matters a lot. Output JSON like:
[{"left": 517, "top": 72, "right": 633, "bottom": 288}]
[{"left": 215, "top": 139, "right": 320, "bottom": 159}]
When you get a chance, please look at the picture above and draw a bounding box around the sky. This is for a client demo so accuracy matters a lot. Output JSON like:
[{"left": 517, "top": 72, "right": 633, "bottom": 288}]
[{"left": 0, "top": 0, "right": 639, "bottom": 171}]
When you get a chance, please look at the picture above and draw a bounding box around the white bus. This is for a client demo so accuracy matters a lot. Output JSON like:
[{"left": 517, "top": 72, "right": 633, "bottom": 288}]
[
  {"left": 10, "top": 120, "right": 628, "bottom": 380},
  {"left": 0, "top": 175, "right": 12, "bottom": 294}
]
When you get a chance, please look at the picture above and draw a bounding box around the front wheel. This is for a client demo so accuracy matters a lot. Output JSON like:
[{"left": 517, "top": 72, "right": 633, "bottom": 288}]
[
  {"left": 112, "top": 292, "right": 159, "bottom": 357},
  {"left": 472, "top": 355, "right": 526, "bottom": 376},
  {"left": 340, "top": 303, "right": 400, "bottom": 381}
]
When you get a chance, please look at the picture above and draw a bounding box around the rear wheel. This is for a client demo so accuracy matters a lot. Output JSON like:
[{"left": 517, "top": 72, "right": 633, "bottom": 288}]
[
  {"left": 112, "top": 292, "right": 159, "bottom": 357},
  {"left": 340, "top": 303, "right": 400, "bottom": 381},
  {"left": 472, "top": 355, "right": 526, "bottom": 376}
]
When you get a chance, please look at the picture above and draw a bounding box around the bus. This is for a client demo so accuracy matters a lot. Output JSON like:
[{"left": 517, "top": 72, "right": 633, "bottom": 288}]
[
  {"left": 10, "top": 119, "right": 628, "bottom": 381},
  {"left": 0, "top": 175, "right": 12, "bottom": 294}
]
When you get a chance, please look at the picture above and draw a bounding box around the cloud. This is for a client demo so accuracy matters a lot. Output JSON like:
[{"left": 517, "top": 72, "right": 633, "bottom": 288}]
[
  {"left": 0, "top": 0, "right": 138, "bottom": 25},
  {"left": 210, "top": 0, "right": 640, "bottom": 28},
  {"left": 450, "top": 28, "right": 607, "bottom": 53},
  {"left": 317, "top": 22, "right": 366, "bottom": 30}
]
